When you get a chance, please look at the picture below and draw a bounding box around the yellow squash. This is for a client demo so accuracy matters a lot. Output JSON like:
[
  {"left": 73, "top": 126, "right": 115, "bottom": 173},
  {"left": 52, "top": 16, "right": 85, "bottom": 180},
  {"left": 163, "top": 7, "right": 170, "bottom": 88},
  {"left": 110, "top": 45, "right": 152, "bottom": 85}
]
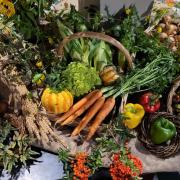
[{"left": 41, "top": 88, "right": 73, "bottom": 114}]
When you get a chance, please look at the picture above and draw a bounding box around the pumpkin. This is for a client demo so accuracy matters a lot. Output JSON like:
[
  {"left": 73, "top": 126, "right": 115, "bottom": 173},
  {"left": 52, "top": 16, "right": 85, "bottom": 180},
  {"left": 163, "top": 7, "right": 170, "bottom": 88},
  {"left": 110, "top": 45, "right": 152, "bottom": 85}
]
[
  {"left": 99, "top": 66, "right": 120, "bottom": 86},
  {"left": 41, "top": 88, "right": 73, "bottom": 114}
]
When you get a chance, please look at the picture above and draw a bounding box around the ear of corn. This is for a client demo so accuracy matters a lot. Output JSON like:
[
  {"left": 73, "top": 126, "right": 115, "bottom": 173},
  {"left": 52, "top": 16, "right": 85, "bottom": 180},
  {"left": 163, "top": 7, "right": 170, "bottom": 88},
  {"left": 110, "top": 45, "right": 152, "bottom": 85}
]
[
  {"left": 57, "top": 20, "right": 84, "bottom": 61},
  {"left": 89, "top": 40, "right": 112, "bottom": 72},
  {"left": 57, "top": 20, "right": 113, "bottom": 72}
]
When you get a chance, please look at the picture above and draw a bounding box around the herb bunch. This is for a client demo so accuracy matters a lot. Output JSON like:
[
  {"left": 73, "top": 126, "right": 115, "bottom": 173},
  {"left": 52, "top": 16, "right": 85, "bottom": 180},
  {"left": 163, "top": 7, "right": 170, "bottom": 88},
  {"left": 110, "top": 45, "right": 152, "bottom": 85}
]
[
  {"left": 0, "top": 121, "right": 38, "bottom": 172},
  {"left": 104, "top": 55, "right": 177, "bottom": 96}
]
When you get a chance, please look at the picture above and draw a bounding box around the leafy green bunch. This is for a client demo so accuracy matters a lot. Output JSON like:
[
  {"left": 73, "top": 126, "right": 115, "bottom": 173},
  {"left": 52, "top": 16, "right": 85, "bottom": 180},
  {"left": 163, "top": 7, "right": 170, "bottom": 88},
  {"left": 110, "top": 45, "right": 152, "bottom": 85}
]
[{"left": 0, "top": 121, "right": 38, "bottom": 172}]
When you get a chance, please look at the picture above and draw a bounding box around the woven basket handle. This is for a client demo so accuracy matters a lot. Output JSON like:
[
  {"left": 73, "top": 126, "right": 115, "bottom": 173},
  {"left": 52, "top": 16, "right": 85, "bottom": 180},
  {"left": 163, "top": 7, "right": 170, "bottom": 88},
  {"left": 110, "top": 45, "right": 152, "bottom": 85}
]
[
  {"left": 167, "top": 76, "right": 180, "bottom": 114},
  {"left": 57, "top": 32, "right": 133, "bottom": 69}
]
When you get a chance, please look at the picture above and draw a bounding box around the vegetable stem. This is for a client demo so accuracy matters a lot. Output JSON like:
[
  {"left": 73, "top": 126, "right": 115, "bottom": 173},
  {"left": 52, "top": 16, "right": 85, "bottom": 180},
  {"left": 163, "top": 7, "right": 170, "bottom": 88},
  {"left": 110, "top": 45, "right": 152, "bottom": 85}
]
[
  {"left": 104, "top": 89, "right": 119, "bottom": 98},
  {"left": 101, "top": 86, "right": 114, "bottom": 93}
]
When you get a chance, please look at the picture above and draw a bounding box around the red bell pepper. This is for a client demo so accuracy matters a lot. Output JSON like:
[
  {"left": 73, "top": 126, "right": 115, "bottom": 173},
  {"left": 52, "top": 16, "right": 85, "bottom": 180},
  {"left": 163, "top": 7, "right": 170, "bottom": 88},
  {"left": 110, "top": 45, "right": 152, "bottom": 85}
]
[{"left": 139, "top": 92, "right": 161, "bottom": 113}]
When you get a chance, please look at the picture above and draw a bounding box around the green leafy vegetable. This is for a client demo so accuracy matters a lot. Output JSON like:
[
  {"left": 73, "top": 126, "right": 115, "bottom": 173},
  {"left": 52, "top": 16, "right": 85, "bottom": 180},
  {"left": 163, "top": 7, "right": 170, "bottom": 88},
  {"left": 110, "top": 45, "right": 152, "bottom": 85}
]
[
  {"left": 89, "top": 40, "right": 112, "bottom": 71},
  {"left": 61, "top": 62, "right": 101, "bottom": 96},
  {"left": 58, "top": 149, "right": 73, "bottom": 180},
  {"left": 11, "top": 0, "right": 55, "bottom": 41}
]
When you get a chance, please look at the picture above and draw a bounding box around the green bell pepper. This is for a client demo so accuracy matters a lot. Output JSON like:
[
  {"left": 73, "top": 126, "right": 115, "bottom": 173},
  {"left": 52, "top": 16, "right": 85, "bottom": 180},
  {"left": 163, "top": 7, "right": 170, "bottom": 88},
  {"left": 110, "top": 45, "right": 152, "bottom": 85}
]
[{"left": 150, "top": 117, "right": 176, "bottom": 144}]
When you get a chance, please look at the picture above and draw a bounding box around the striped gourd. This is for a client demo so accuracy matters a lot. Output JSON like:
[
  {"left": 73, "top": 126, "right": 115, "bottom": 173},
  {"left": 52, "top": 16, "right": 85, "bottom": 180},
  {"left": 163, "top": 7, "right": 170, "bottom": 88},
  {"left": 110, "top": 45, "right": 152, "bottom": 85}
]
[{"left": 41, "top": 88, "right": 73, "bottom": 114}]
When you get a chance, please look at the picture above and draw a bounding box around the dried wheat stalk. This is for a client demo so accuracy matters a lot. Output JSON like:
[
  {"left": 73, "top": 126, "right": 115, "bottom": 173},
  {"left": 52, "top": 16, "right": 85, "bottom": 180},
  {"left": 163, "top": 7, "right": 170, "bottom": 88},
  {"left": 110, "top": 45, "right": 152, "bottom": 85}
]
[{"left": 0, "top": 56, "right": 67, "bottom": 150}]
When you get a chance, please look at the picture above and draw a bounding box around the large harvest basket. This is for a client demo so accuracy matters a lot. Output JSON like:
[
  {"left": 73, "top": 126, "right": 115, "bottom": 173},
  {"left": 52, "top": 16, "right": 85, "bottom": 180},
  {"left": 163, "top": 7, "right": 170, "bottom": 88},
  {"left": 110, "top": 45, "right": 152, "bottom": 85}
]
[
  {"left": 50, "top": 32, "right": 133, "bottom": 136},
  {"left": 56, "top": 31, "right": 133, "bottom": 114}
]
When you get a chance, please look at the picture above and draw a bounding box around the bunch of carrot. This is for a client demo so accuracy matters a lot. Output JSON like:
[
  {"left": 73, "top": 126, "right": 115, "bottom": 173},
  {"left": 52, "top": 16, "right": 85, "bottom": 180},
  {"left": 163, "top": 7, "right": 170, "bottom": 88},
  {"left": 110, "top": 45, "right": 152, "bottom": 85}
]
[{"left": 55, "top": 89, "right": 116, "bottom": 141}]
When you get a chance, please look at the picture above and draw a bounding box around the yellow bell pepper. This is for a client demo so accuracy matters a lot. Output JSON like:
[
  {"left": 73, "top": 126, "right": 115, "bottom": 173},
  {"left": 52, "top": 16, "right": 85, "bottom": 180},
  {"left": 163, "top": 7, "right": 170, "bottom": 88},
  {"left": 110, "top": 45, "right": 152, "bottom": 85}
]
[{"left": 122, "top": 103, "right": 145, "bottom": 129}]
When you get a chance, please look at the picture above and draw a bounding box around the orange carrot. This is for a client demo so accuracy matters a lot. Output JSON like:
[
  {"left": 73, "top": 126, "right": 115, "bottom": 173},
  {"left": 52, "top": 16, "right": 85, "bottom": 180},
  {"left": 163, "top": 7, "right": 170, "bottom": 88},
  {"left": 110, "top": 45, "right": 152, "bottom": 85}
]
[
  {"left": 71, "top": 96, "right": 105, "bottom": 136},
  {"left": 55, "top": 90, "right": 100, "bottom": 125},
  {"left": 60, "top": 90, "right": 103, "bottom": 126},
  {"left": 86, "top": 97, "right": 115, "bottom": 141}
]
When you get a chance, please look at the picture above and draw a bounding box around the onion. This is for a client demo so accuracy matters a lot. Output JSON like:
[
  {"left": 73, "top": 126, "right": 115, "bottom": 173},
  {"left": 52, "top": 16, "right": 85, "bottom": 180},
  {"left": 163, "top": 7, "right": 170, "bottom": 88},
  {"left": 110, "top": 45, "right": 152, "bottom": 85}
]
[
  {"left": 169, "top": 36, "right": 175, "bottom": 42},
  {"left": 175, "top": 35, "right": 180, "bottom": 42},
  {"left": 158, "top": 23, "right": 166, "bottom": 29},
  {"left": 159, "top": 32, "right": 168, "bottom": 40},
  {"left": 166, "top": 30, "right": 173, "bottom": 35},
  {"left": 169, "top": 42, "right": 176, "bottom": 48},
  {"left": 171, "top": 46, "right": 177, "bottom": 52},
  {"left": 166, "top": 24, "right": 177, "bottom": 32},
  {"left": 163, "top": 15, "right": 172, "bottom": 24},
  {"left": 173, "top": 31, "right": 177, "bottom": 35}
]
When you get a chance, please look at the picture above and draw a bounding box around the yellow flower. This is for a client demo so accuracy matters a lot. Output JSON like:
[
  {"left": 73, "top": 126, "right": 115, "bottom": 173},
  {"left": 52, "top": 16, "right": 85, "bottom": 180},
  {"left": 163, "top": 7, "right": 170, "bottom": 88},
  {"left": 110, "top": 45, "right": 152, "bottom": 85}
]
[
  {"left": 0, "top": 0, "right": 15, "bottom": 17},
  {"left": 36, "top": 60, "right": 43, "bottom": 69},
  {"left": 36, "top": 74, "right": 45, "bottom": 85},
  {"left": 48, "top": 37, "right": 54, "bottom": 45},
  {"left": 32, "top": 73, "right": 46, "bottom": 86},
  {"left": 125, "top": 8, "right": 131, "bottom": 15},
  {"left": 145, "top": 15, "right": 150, "bottom": 22}
]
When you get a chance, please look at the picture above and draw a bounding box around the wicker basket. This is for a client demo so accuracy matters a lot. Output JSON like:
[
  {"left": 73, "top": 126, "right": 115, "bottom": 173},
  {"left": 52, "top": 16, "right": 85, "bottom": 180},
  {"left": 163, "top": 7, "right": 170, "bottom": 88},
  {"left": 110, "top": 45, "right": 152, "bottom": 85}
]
[
  {"left": 138, "top": 112, "right": 180, "bottom": 159},
  {"left": 167, "top": 76, "right": 180, "bottom": 114},
  {"left": 57, "top": 31, "right": 133, "bottom": 114}
]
